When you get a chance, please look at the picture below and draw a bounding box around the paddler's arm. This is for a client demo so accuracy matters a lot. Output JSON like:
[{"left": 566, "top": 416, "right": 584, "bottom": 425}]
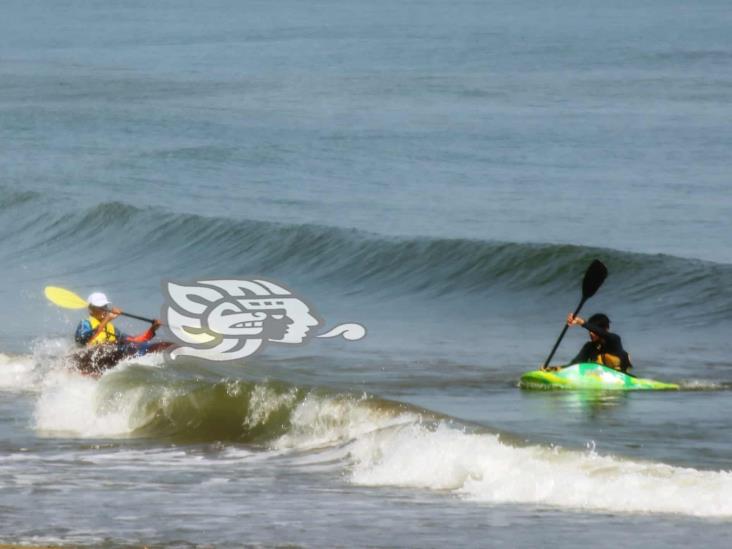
[
  {"left": 564, "top": 314, "right": 599, "bottom": 366},
  {"left": 568, "top": 314, "right": 610, "bottom": 339},
  {"left": 542, "top": 315, "right": 588, "bottom": 370},
  {"left": 77, "top": 308, "right": 122, "bottom": 345},
  {"left": 123, "top": 319, "right": 162, "bottom": 343},
  {"left": 568, "top": 342, "right": 594, "bottom": 366}
]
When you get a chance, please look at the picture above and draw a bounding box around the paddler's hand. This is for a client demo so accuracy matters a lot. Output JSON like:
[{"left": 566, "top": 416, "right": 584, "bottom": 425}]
[
  {"left": 106, "top": 307, "right": 122, "bottom": 320},
  {"left": 567, "top": 313, "right": 585, "bottom": 327},
  {"left": 150, "top": 319, "right": 162, "bottom": 333}
]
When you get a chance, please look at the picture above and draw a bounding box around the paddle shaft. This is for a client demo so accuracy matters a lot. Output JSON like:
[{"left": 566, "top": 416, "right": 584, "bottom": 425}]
[
  {"left": 542, "top": 297, "right": 587, "bottom": 369},
  {"left": 114, "top": 310, "right": 157, "bottom": 324}
]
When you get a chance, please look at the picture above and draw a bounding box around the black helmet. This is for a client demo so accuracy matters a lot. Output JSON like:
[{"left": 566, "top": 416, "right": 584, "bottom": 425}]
[{"left": 587, "top": 313, "right": 610, "bottom": 330}]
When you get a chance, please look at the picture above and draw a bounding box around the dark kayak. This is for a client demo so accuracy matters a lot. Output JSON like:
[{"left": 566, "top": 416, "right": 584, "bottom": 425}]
[{"left": 69, "top": 342, "right": 172, "bottom": 376}]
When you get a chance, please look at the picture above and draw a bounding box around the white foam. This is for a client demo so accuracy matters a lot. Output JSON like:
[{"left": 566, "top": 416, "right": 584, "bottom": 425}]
[
  {"left": 116, "top": 351, "right": 167, "bottom": 369},
  {"left": 274, "top": 395, "right": 419, "bottom": 452},
  {"left": 244, "top": 384, "right": 299, "bottom": 428},
  {"left": 347, "top": 419, "right": 732, "bottom": 518},
  {"left": 0, "top": 340, "right": 148, "bottom": 436},
  {"left": 267, "top": 392, "right": 732, "bottom": 517},
  {"left": 0, "top": 338, "right": 75, "bottom": 392},
  {"left": 679, "top": 379, "right": 728, "bottom": 391},
  {"left": 0, "top": 352, "right": 37, "bottom": 391},
  {"left": 33, "top": 368, "right": 158, "bottom": 438},
  {"left": 6, "top": 337, "right": 171, "bottom": 437}
]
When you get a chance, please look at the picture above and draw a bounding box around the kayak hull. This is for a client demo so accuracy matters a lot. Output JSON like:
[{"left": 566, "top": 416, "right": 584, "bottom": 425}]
[
  {"left": 520, "top": 363, "right": 678, "bottom": 391},
  {"left": 69, "top": 342, "right": 172, "bottom": 376}
]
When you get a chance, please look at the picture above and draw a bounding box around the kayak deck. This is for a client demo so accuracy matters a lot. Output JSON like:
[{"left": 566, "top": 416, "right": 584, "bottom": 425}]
[{"left": 520, "top": 363, "right": 678, "bottom": 391}]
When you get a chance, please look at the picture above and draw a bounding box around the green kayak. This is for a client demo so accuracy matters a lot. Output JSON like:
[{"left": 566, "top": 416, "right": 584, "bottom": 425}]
[{"left": 520, "top": 362, "right": 679, "bottom": 391}]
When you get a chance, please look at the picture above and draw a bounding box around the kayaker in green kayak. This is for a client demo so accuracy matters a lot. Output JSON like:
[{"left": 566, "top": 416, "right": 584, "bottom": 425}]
[{"left": 564, "top": 312, "right": 633, "bottom": 373}]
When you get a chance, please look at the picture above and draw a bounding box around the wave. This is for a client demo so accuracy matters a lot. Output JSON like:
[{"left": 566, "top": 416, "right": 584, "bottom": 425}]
[
  {"left": 27, "top": 358, "right": 732, "bottom": 518},
  {"left": 646, "top": 49, "right": 732, "bottom": 65},
  {"left": 348, "top": 420, "right": 732, "bottom": 517},
  {"left": 33, "top": 358, "right": 424, "bottom": 443},
  {"left": 0, "top": 187, "right": 40, "bottom": 210},
  {"left": 5, "top": 200, "right": 732, "bottom": 321}
]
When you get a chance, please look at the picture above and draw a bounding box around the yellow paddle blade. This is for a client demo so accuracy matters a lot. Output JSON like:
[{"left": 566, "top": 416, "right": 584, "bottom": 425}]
[{"left": 44, "top": 286, "right": 88, "bottom": 309}]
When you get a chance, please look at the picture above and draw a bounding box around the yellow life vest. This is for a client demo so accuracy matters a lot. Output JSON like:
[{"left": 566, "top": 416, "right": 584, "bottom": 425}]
[
  {"left": 88, "top": 316, "right": 118, "bottom": 345},
  {"left": 597, "top": 353, "right": 622, "bottom": 370}
]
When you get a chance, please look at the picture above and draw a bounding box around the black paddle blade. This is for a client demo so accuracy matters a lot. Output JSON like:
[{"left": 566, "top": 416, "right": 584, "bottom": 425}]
[{"left": 582, "top": 259, "right": 608, "bottom": 299}]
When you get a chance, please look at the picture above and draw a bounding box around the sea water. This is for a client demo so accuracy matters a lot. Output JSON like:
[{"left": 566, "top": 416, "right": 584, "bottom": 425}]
[{"left": 1, "top": 0, "right": 731, "bottom": 546}]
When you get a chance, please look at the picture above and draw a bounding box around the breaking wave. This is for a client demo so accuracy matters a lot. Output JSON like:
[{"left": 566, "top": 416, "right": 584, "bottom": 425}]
[{"left": 21, "top": 356, "right": 732, "bottom": 518}]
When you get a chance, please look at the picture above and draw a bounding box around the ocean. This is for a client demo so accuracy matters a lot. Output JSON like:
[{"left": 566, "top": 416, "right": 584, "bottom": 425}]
[{"left": 1, "top": 0, "right": 731, "bottom": 546}]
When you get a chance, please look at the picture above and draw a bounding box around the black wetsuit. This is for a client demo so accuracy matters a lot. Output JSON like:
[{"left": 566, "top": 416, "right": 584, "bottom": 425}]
[{"left": 570, "top": 322, "right": 632, "bottom": 372}]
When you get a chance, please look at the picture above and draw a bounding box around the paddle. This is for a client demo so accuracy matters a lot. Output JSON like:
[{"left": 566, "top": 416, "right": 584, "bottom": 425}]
[
  {"left": 541, "top": 259, "right": 608, "bottom": 370},
  {"left": 44, "top": 286, "right": 157, "bottom": 324}
]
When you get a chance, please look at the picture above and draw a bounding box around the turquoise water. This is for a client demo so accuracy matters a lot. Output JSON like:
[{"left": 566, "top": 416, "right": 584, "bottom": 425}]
[{"left": 1, "top": 1, "right": 732, "bottom": 546}]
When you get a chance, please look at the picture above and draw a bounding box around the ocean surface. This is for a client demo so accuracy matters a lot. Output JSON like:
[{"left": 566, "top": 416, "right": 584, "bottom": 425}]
[{"left": 1, "top": 0, "right": 732, "bottom": 546}]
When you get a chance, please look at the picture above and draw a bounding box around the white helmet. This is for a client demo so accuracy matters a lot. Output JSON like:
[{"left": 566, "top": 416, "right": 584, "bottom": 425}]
[{"left": 87, "top": 292, "right": 111, "bottom": 308}]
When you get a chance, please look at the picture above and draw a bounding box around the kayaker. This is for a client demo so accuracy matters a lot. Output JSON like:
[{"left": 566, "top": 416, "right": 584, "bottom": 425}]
[
  {"left": 74, "top": 292, "right": 161, "bottom": 352},
  {"left": 566, "top": 312, "right": 632, "bottom": 372}
]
